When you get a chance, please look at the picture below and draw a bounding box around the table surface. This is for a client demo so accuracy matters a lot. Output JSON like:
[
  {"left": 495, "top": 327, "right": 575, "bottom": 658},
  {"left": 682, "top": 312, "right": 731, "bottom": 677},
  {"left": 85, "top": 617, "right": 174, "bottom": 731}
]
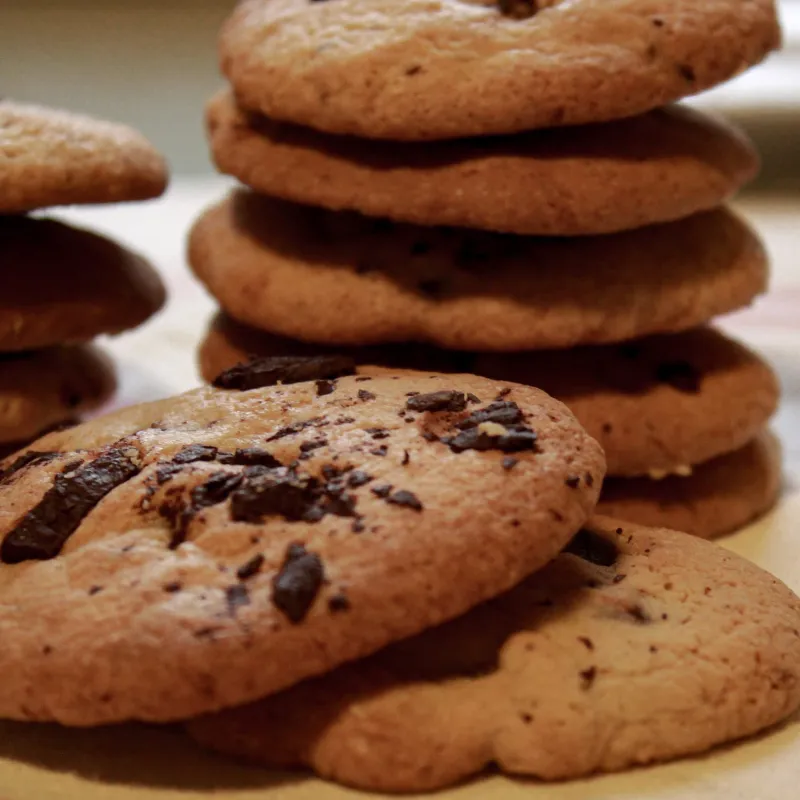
[{"left": 3, "top": 180, "right": 798, "bottom": 799}]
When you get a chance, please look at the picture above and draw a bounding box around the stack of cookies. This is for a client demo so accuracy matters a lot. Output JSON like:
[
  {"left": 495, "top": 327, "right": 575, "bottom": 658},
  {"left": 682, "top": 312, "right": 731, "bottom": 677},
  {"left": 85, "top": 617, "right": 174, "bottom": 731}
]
[
  {"left": 190, "top": 0, "right": 783, "bottom": 542},
  {"left": 0, "top": 100, "right": 168, "bottom": 457}
]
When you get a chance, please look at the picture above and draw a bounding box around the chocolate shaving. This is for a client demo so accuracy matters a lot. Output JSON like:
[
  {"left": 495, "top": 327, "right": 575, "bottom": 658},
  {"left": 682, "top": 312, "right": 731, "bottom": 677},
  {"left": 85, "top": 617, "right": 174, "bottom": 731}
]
[
  {"left": 272, "top": 543, "right": 325, "bottom": 623},
  {"left": 213, "top": 355, "right": 356, "bottom": 391}
]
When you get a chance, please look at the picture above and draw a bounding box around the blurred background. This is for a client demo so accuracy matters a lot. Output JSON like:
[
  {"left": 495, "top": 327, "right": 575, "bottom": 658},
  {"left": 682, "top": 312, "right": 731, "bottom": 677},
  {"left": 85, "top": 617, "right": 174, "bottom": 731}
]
[{"left": 2, "top": 0, "right": 799, "bottom": 188}]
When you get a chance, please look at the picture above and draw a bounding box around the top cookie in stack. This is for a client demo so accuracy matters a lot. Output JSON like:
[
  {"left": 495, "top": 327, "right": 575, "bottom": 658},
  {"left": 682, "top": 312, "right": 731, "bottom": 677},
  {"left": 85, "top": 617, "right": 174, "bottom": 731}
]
[
  {"left": 1, "top": 101, "right": 168, "bottom": 454},
  {"left": 191, "top": 0, "right": 782, "bottom": 539}
]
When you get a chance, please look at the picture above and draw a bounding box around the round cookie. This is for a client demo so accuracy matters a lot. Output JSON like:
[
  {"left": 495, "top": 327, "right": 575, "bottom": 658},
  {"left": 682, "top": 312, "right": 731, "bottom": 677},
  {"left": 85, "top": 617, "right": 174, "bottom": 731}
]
[
  {"left": 220, "top": 0, "right": 780, "bottom": 140},
  {"left": 199, "top": 317, "right": 779, "bottom": 478},
  {"left": 189, "top": 191, "right": 768, "bottom": 351},
  {"left": 208, "top": 93, "right": 758, "bottom": 236},
  {"left": 187, "top": 516, "right": 800, "bottom": 792},
  {"left": 0, "top": 370, "right": 603, "bottom": 725},
  {"left": 0, "top": 100, "right": 167, "bottom": 213},
  {"left": 0, "top": 345, "right": 116, "bottom": 444},
  {"left": 598, "top": 431, "right": 782, "bottom": 539},
  {"left": 0, "top": 215, "right": 166, "bottom": 351}
]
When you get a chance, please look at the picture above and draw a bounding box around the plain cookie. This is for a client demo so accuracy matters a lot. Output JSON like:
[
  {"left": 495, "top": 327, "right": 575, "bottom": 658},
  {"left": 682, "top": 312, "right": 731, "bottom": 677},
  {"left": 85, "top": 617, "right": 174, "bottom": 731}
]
[
  {"left": 598, "top": 431, "right": 782, "bottom": 538},
  {"left": 220, "top": 0, "right": 780, "bottom": 139},
  {"left": 189, "top": 191, "right": 768, "bottom": 351},
  {"left": 187, "top": 516, "right": 800, "bottom": 792},
  {"left": 0, "top": 370, "right": 603, "bottom": 725},
  {"left": 208, "top": 93, "right": 758, "bottom": 236},
  {"left": 0, "top": 99, "right": 168, "bottom": 213},
  {"left": 0, "top": 215, "right": 166, "bottom": 351},
  {"left": 0, "top": 345, "right": 116, "bottom": 444}
]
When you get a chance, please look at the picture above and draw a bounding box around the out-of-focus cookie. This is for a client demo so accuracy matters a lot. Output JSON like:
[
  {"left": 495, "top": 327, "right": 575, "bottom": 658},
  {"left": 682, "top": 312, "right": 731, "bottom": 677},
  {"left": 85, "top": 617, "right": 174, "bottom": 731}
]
[
  {"left": 0, "top": 345, "right": 116, "bottom": 444},
  {"left": 187, "top": 517, "right": 800, "bottom": 792},
  {"left": 189, "top": 193, "right": 767, "bottom": 352},
  {"left": 0, "top": 215, "right": 166, "bottom": 351},
  {"left": 208, "top": 93, "right": 758, "bottom": 236},
  {"left": 598, "top": 431, "right": 782, "bottom": 538},
  {"left": 220, "top": 0, "right": 780, "bottom": 140},
  {"left": 0, "top": 99, "right": 167, "bottom": 213},
  {"left": 0, "top": 369, "right": 603, "bottom": 725},
  {"left": 199, "top": 317, "right": 778, "bottom": 478}
]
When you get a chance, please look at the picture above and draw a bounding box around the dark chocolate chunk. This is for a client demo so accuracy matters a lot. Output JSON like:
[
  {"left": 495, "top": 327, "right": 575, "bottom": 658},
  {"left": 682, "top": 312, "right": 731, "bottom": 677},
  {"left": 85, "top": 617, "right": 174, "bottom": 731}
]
[
  {"left": 335, "top": 416, "right": 356, "bottom": 425},
  {"left": 366, "top": 427, "right": 390, "bottom": 440},
  {"left": 580, "top": 666, "right": 597, "bottom": 689},
  {"left": 217, "top": 448, "right": 283, "bottom": 468},
  {"left": 315, "top": 379, "right": 336, "bottom": 396},
  {"left": 387, "top": 490, "right": 423, "bottom": 511},
  {"left": 370, "top": 446, "right": 388, "bottom": 457},
  {"left": 565, "top": 476, "right": 580, "bottom": 489},
  {"left": 497, "top": 0, "right": 539, "bottom": 19},
  {"left": 225, "top": 583, "right": 250, "bottom": 616},
  {"left": 405, "top": 390, "right": 467, "bottom": 413},
  {"left": 1, "top": 446, "right": 141, "bottom": 564},
  {"left": 170, "top": 445, "right": 218, "bottom": 465},
  {"left": 502, "top": 457, "right": 518, "bottom": 471},
  {"left": 371, "top": 483, "right": 393, "bottom": 498},
  {"left": 272, "top": 543, "right": 325, "bottom": 623},
  {"left": 213, "top": 354, "right": 356, "bottom": 391},
  {"left": 347, "top": 470, "right": 372, "bottom": 488},
  {"left": 0, "top": 451, "right": 61, "bottom": 486},
  {"left": 466, "top": 393, "right": 481, "bottom": 405},
  {"left": 564, "top": 529, "right": 618, "bottom": 568},
  {"left": 655, "top": 361, "right": 701, "bottom": 393},
  {"left": 421, "top": 431, "right": 439, "bottom": 443},
  {"left": 266, "top": 417, "right": 322, "bottom": 442},
  {"left": 456, "top": 401, "right": 524, "bottom": 430},
  {"left": 358, "top": 389, "right": 376, "bottom": 402},
  {"left": 299, "top": 438, "right": 328, "bottom": 454},
  {"left": 446, "top": 425, "right": 537, "bottom": 454},
  {"left": 231, "top": 468, "right": 319, "bottom": 523},
  {"left": 496, "top": 387, "right": 512, "bottom": 400},
  {"left": 236, "top": 553, "right": 265, "bottom": 580},
  {"left": 328, "top": 592, "right": 351, "bottom": 612}
]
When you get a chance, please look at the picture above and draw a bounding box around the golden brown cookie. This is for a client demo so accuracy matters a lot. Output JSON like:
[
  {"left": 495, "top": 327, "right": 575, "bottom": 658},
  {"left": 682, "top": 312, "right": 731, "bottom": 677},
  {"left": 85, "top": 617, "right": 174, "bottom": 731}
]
[
  {"left": 187, "top": 516, "right": 800, "bottom": 792},
  {"left": 208, "top": 93, "right": 758, "bottom": 236},
  {"left": 598, "top": 431, "right": 782, "bottom": 539},
  {"left": 199, "top": 316, "right": 779, "bottom": 478},
  {"left": 189, "top": 191, "right": 768, "bottom": 351},
  {"left": 0, "top": 369, "right": 603, "bottom": 725},
  {"left": 0, "top": 215, "right": 166, "bottom": 351},
  {"left": 220, "top": 0, "right": 780, "bottom": 140},
  {"left": 0, "top": 345, "right": 116, "bottom": 444},
  {"left": 0, "top": 100, "right": 168, "bottom": 213}
]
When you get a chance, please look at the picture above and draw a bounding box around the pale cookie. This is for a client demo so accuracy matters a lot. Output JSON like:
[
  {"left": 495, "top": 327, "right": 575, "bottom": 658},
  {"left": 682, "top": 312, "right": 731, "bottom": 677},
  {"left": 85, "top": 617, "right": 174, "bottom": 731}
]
[
  {"left": 0, "top": 215, "right": 166, "bottom": 351},
  {"left": 0, "top": 100, "right": 168, "bottom": 213},
  {"left": 0, "top": 345, "right": 116, "bottom": 444},
  {"left": 0, "top": 369, "right": 603, "bottom": 725},
  {"left": 208, "top": 93, "right": 758, "bottom": 236},
  {"left": 189, "top": 191, "right": 768, "bottom": 351},
  {"left": 187, "top": 516, "right": 800, "bottom": 792},
  {"left": 199, "top": 317, "right": 779, "bottom": 478},
  {"left": 220, "top": 0, "right": 780, "bottom": 140},
  {"left": 598, "top": 431, "right": 782, "bottom": 539}
]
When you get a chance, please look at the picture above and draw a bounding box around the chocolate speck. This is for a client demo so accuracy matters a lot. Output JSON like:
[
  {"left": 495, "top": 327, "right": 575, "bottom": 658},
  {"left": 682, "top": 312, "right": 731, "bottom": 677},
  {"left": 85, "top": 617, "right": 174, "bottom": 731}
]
[
  {"left": 580, "top": 667, "right": 597, "bottom": 689},
  {"left": 627, "top": 604, "right": 651, "bottom": 624},
  {"left": 171, "top": 445, "right": 218, "bottom": 465},
  {"left": 366, "top": 428, "right": 390, "bottom": 440},
  {"left": 578, "top": 636, "right": 594, "bottom": 651},
  {"left": 351, "top": 518, "right": 365, "bottom": 533},
  {"left": 88, "top": 585, "right": 103, "bottom": 596},
  {"left": 502, "top": 457, "right": 518, "bottom": 471},
  {"left": 355, "top": 377, "right": 372, "bottom": 383},
  {"left": 402, "top": 450, "right": 410, "bottom": 466},
  {"left": 225, "top": 584, "right": 250, "bottom": 615},
  {"left": 371, "top": 484, "right": 392, "bottom": 498},
  {"left": 272, "top": 543, "right": 325, "bottom": 623},
  {"left": 585, "top": 473, "right": 594, "bottom": 488},
  {"left": 371, "top": 446, "right": 388, "bottom": 457},
  {"left": 213, "top": 355, "right": 356, "bottom": 391},
  {"left": 328, "top": 592, "right": 351, "bottom": 612},
  {"left": 347, "top": 470, "right": 372, "bottom": 488},
  {"left": 358, "top": 390, "right": 376, "bottom": 402},
  {"left": 164, "top": 581, "right": 182, "bottom": 593},
  {"left": 217, "top": 448, "right": 282, "bottom": 469},
  {"left": 678, "top": 63, "right": 696, "bottom": 81},
  {"left": 496, "top": 387, "right": 512, "bottom": 399},
  {"left": 565, "top": 476, "right": 580, "bottom": 489},
  {"left": 236, "top": 553, "right": 265, "bottom": 580},
  {"left": 498, "top": 0, "right": 540, "bottom": 20},
  {"left": 388, "top": 490, "right": 423, "bottom": 511}
]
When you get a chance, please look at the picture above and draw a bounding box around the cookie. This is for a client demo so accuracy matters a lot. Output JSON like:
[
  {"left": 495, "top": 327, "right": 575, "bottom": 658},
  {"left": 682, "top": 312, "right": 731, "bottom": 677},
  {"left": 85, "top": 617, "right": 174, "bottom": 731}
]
[
  {"left": 208, "top": 93, "right": 758, "bottom": 236},
  {"left": 0, "top": 215, "right": 166, "bottom": 351},
  {"left": 598, "top": 431, "right": 782, "bottom": 539},
  {"left": 220, "top": 0, "right": 780, "bottom": 140},
  {"left": 0, "top": 345, "right": 116, "bottom": 444},
  {"left": 189, "top": 191, "right": 768, "bottom": 351},
  {"left": 187, "top": 516, "right": 800, "bottom": 791},
  {"left": 199, "top": 317, "right": 779, "bottom": 478},
  {"left": 0, "top": 370, "right": 603, "bottom": 725},
  {"left": 0, "top": 100, "right": 168, "bottom": 213}
]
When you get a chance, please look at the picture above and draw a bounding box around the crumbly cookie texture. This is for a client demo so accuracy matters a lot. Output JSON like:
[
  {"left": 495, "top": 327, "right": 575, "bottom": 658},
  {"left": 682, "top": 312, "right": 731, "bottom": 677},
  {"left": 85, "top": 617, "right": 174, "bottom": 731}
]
[
  {"left": 220, "top": 0, "right": 780, "bottom": 139},
  {"left": 0, "top": 99, "right": 167, "bottom": 213},
  {"left": 208, "top": 93, "right": 758, "bottom": 236},
  {"left": 187, "top": 516, "right": 800, "bottom": 792},
  {"left": 0, "top": 369, "right": 603, "bottom": 725}
]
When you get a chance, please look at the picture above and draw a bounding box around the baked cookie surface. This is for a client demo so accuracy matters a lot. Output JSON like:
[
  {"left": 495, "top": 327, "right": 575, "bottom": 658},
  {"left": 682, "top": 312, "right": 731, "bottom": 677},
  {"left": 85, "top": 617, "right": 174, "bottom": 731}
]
[
  {"left": 0, "top": 370, "right": 603, "bottom": 725},
  {"left": 0, "top": 100, "right": 167, "bottom": 213},
  {"left": 208, "top": 93, "right": 758, "bottom": 236},
  {"left": 220, "top": 0, "right": 780, "bottom": 140},
  {"left": 187, "top": 516, "right": 800, "bottom": 791}
]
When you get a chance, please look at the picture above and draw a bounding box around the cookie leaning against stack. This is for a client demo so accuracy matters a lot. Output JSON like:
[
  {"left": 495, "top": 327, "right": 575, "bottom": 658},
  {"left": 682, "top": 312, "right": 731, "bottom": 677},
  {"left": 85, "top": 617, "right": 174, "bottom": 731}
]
[{"left": 0, "top": 100, "right": 168, "bottom": 451}]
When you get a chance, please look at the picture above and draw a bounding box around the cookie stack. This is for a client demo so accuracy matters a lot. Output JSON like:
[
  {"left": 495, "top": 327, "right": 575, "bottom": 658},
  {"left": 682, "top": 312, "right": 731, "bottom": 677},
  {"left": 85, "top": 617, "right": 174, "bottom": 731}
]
[
  {"left": 190, "top": 0, "right": 782, "bottom": 542},
  {"left": 0, "top": 100, "right": 168, "bottom": 456}
]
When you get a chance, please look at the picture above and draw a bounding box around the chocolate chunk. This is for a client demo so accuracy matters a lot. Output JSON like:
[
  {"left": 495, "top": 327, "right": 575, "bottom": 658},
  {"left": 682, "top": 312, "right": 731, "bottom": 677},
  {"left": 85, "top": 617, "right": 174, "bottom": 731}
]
[
  {"left": 155, "top": 464, "right": 183, "bottom": 485},
  {"left": 1, "top": 446, "right": 141, "bottom": 563},
  {"left": 0, "top": 451, "right": 61, "bottom": 486},
  {"left": 402, "top": 450, "right": 410, "bottom": 466},
  {"left": 496, "top": 387, "right": 512, "bottom": 399},
  {"left": 498, "top": 0, "right": 539, "bottom": 19},
  {"left": 565, "top": 476, "right": 580, "bottom": 489},
  {"left": 578, "top": 636, "right": 594, "bottom": 651},
  {"left": 217, "top": 448, "right": 283, "bottom": 468},
  {"left": 163, "top": 581, "right": 182, "bottom": 593},
  {"left": 322, "top": 490, "right": 358, "bottom": 518},
  {"left": 466, "top": 393, "right": 481, "bottom": 405},
  {"left": 335, "top": 416, "right": 356, "bottom": 425},
  {"left": 88, "top": 585, "right": 103, "bottom": 596},
  {"left": 446, "top": 425, "right": 537, "bottom": 454},
  {"left": 421, "top": 431, "right": 439, "bottom": 442},
  {"left": 387, "top": 490, "right": 423, "bottom": 511},
  {"left": 456, "top": 401, "right": 524, "bottom": 430},
  {"left": 225, "top": 584, "right": 250, "bottom": 616},
  {"left": 358, "top": 389, "right": 376, "bottom": 402},
  {"left": 266, "top": 418, "right": 322, "bottom": 442},
  {"left": 580, "top": 666, "right": 597, "bottom": 689},
  {"left": 231, "top": 467, "right": 319, "bottom": 523},
  {"left": 655, "top": 361, "right": 701, "bottom": 393},
  {"left": 564, "top": 530, "right": 618, "bottom": 568},
  {"left": 328, "top": 592, "right": 351, "bottom": 612},
  {"left": 366, "top": 427, "right": 390, "bottom": 440},
  {"left": 347, "top": 470, "right": 372, "bottom": 488},
  {"left": 272, "top": 543, "right": 325, "bottom": 623},
  {"left": 213, "top": 354, "right": 356, "bottom": 391},
  {"left": 171, "top": 445, "right": 218, "bottom": 465},
  {"left": 299, "top": 438, "right": 328, "bottom": 454},
  {"left": 371, "top": 484, "right": 393, "bottom": 498},
  {"left": 370, "top": 446, "right": 388, "bottom": 457},
  {"left": 315, "top": 379, "right": 336, "bottom": 396},
  {"left": 502, "top": 457, "right": 518, "bottom": 471},
  {"left": 236, "top": 553, "right": 265, "bottom": 580},
  {"left": 406, "top": 390, "right": 468, "bottom": 413}
]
